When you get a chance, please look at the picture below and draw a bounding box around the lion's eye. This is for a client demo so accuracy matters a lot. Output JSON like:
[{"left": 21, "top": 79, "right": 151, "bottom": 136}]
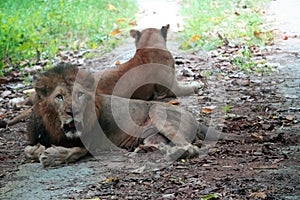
[
  {"left": 56, "top": 94, "right": 64, "bottom": 102},
  {"left": 77, "top": 91, "right": 84, "bottom": 98}
]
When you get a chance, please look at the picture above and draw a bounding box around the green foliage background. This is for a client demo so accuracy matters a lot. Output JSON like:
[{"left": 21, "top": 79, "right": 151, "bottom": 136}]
[
  {"left": 0, "top": 0, "right": 137, "bottom": 75},
  {"left": 180, "top": 0, "right": 272, "bottom": 50}
]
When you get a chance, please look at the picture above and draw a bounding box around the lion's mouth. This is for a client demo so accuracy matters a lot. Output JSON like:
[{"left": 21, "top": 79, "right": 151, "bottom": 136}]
[
  {"left": 63, "top": 119, "right": 83, "bottom": 138},
  {"left": 63, "top": 120, "right": 76, "bottom": 133}
]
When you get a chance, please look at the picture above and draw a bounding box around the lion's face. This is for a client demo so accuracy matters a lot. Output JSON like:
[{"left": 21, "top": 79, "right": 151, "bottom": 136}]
[
  {"left": 48, "top": 84, "right": 93, "bottom": 139},
  {"left": 34, "top": 64, "right": 99, "bottom": 141}
]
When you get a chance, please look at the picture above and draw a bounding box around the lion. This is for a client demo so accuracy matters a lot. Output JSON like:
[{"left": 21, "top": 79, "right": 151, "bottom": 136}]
[
  {"left": 96, "top": 24, "right": 200, "bottom": 99},
  {"left": 0, "top": 24, "right": 201, "bottom": 128},
  {"left": 24, "top": 64, "right": 212, "bottom": 167}
]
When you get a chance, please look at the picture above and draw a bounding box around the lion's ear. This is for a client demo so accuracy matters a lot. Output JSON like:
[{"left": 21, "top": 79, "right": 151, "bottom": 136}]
[
  {"left": 130, "top": 29, "right": 141, "bottom": 39},
  {"left": 34, "top": 75, "right": 54, "bottom": 99},
  {"left": 161, "top": 24, "right": 170, "bottom": 40}
]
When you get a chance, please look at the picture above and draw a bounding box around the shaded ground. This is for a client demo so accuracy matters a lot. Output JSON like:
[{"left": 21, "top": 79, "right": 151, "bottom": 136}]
[{"left": 0, "top": 0, "right": 299, "bottom": 199}]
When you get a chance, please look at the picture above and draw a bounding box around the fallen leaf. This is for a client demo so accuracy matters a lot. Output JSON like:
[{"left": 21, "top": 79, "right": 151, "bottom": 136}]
[
  {"left": 23, "top": 88, "right": 35, "bottom": 94},
  {"left": 286, "top": 114, "right": 294, "bottom": 121},
  {"left": 9, "top": 97, "right": 25, "bottom": 108},
  {"left": 254, "top": 59, "right": 266, "bottom": 64},
  {"left": 101, "top": 177, "right": 120, "bottom": 188},
  {"left": 0, "top": 77, "right": 11, "bottom": 84},
  {"left": 1, "top": 90, "right": 12, "bottom": 98},
  {"left": 91, "top": 43, "right": 98, "bottom": 49},
  {"left": 103, "top": 177, "right": 119, "bottom": 184},
  {"left": 253, "top": 165, "right": 278, "bottom": 170},
  {"left": 251, "top": 133, "right": 264, "bottom": 142},
  {"left": 201, "top": 108, "right": 213, "bottom": 114},
  {"left": 162, "top": 194, "right": 175, "bottom": 199},
  {"left": 179, "top": 41, "right": 192, "bottom": 50},
  {"left": 234, "top": 11, "right": 240, "bottom": 16},
  {"left": 82, "top": 198, "right": 100, "bottom": 200},
  {"left": 0, "top": 156, "right": 7, "bottom": 161},
  {"left": 208, "top": 17, "right": 221, "bottom": 21},
  {"left": 109, "top": 29, "right": 121, "bottom": 36},
  {"left": 254, "top": 31, "right": 261, "bottom": 38},
  {"left": 116, "top": 18, "right": 125, "bottom": 23},
  {"left": 167, "top": 101, "right": 180, "bottom": 105},
  {"left": 248, "top": 192, "right": 267, "bottom": 199},
  {"left": 128, "top": 21, "right": 137, "bottom": 26},
  {"left": 225, "top": 113, "right": 244, "bottom": 120},
  {"left": 107, "top": 4, "right": 117, "bottom": 11},
  {"left": 283, "top": 35, "right": 288, "bottom": 40},
  {"left": 200, "top": 193, "right": 219, "bottom": 200},
  {"left": 189, "top": 35, "right": 201, "bottom": 42}
]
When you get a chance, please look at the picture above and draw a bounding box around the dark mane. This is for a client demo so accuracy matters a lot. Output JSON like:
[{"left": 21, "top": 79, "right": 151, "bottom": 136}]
[{"left": 28, "top": 63, "right": 86, "bottom": 148}]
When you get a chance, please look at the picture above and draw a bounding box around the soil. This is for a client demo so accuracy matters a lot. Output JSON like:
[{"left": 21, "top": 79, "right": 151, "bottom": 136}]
[{"left": 0, "top": 0, "right": 299, "bottom": 199}]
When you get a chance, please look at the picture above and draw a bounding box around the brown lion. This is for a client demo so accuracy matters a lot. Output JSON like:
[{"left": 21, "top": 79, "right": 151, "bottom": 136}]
[
  {"left": 1, "top": 24, "right": 201, "bottom": 128},
  {"left": 97, "top": 24, "right": 201, "bottom": 99},
  {"left": 25, "top": 64, "right": 212, "bottom": 167}
]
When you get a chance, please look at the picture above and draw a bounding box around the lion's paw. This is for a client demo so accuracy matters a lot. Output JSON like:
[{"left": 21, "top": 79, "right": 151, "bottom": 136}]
[
  {"left": 166, "top": 145, "right": 200, "bottom": 160},
  {"left": 24, "top": 144, "right": 46, "bottom": 161},
  {"left": 39, "top": 146, "right": 87, "bottom": 167},
  {"left": 134, "top": 144, "right": 159, "bottom": 153},
  {"left": 190, "top": 81, "right": 204, "bottom": 92},
  {"left": 39, "top": 146, "right": 69, "bottom": 167}
]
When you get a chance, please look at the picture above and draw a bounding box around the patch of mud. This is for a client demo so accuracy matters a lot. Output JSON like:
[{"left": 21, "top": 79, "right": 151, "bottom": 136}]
[{"left": 1, "top": 162, "right": 100, "bottom": 199}]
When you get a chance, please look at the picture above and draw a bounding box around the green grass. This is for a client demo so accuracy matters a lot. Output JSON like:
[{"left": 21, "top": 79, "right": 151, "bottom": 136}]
[
  {"left": 0, "top": 0, "right": 137, "bottom": 75},
  {"left": 180, "top": 0, "right": 272, "bottom": 51}
]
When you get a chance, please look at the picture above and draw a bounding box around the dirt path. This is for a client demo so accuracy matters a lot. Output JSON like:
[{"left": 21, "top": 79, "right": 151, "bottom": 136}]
[{"left": 0, "top": 0, "right": 299, "bottom": 199}]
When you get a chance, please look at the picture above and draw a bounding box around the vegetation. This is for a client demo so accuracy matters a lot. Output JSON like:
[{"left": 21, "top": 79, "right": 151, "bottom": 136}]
[
  {"left": 180, "top": 0, "right": 272, "bottom": 50},
  {"left": 0, "top": 0, "right": 137, "bottom": 75}
]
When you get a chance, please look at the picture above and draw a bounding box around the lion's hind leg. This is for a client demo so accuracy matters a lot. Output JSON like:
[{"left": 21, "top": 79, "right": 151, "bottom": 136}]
[
  {"left": 147, "top": 104, "right": 201, "bottom": 160},
  {"left": 168, "top": 81, "right": 204, "bottom": 97},
  {"left": 134, "top": 133, "right": 169, "bottom": 153},
  {"left": 39, "top": 146, "right": 87, "bottom": 167},
  {"left": 164, "top": 144, "right": 200, "bottom": 160}
]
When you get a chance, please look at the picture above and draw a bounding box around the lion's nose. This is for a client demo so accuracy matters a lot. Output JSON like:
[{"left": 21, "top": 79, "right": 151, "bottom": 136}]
[{"left": 66, "top": 108, "right": 73, "bottom": 117}]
